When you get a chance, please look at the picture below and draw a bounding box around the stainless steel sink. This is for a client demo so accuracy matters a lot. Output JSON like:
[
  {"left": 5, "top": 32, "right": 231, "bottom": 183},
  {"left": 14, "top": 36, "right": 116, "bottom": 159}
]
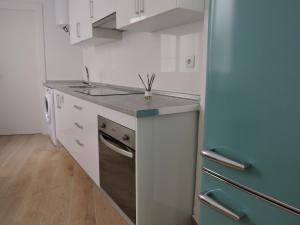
[
  {"left": 65, "top": 83, "right": 97, "bottom": 88},
  {"left": 75, "top": 87, "right": 143, "bottom": 96},
  {"left": 68, "top": 85, "right": 95, "bottom": 88}
]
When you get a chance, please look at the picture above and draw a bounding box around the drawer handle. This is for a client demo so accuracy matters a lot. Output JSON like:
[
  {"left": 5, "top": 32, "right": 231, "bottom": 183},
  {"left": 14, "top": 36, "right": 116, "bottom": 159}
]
[
  {"left": 75, "top": 139, "right": 84, "bottom": 147},
  {"left": 73, "top": 105, "right": 83, "bottom": 110},
  {"left": 135, "top": 0, "right": 139, "bottom": 15},
  {"left": 74, "top": 122, "right": 83, "bottom": 130},
  {"left": 198, "top": 192, "right": 244, "bottom": 221},
  {"left": 89, "top": 0, "right": 94, "bottom": 18},
  {"left": 140, "top": 0, "right": 144, "bottom": 13},
  {"left": 201, "top": 150, "right": 249, "bottom": 171}
]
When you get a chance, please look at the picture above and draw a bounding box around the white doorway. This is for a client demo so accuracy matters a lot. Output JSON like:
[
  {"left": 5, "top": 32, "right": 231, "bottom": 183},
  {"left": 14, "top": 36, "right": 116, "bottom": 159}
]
[{"left": 0, "top": 2, "right": 46, "bottom": 135}]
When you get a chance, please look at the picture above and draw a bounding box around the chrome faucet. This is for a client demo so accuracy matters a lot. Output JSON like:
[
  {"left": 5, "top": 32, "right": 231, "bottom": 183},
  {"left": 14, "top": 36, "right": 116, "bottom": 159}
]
[{"left": 83, "top": 66, "right": 92, "bottom": 86}]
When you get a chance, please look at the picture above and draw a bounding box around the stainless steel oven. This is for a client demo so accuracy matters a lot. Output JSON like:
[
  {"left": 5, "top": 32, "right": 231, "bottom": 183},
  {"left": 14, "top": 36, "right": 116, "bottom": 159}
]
[{"left": 98, "top": 115, "right": 136, "bottom": 223}]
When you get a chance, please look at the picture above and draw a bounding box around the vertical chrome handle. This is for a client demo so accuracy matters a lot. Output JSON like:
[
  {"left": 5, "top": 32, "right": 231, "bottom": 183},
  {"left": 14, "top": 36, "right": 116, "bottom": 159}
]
[
  {"left": 74, "top": 122, "right": 83, "bottom": 130},
  {"left": 135, "top": 0, "right": 139, "bottom": 15},
  {"left": 76, "top": 22, "right": 81, "bottom": 38},
  {"left": 201, "top": 150, "right": 249, "bottom": 170},
  {"left": 198, "top": 192, "right": 244, "bottom": 221},
  {"left": 140, "top": 0, "right": 144, "bottom": 13},
  {"left": 73, "top": 105, "right": 82, "bottom": 111},
  {"left": 75, "top": 139, "right": 84, "bottom": 147},
  {"left": 56, "top": 94, "right": 63, "bottom": 109},
  {"left": 56, "top": 94, "right": 60, "bottom": 109},
  {"left": 89, "top": 0, "right": 94, "bottom": 18}
]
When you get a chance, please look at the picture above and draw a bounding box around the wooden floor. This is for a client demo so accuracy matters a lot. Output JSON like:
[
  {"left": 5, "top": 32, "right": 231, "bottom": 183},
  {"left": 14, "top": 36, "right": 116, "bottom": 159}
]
[{"left": 0, "top": 134, "right": 128, "bottom": 225}]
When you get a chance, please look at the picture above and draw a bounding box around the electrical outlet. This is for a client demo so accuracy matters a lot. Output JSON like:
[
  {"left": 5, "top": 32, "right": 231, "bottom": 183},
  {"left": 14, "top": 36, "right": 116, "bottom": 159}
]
[{"left": 185, "top": 55, "right": 195, "bottom": 68}]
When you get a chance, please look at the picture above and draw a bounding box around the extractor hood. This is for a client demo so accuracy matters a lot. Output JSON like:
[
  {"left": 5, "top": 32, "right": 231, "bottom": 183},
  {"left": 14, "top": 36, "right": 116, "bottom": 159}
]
[{"left": 93, "top": 13, "right": 120, "bottom": 30}]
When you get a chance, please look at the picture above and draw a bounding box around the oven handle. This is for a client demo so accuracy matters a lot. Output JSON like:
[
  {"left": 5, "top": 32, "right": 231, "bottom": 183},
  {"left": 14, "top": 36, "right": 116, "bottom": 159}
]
[{"left": 100, "top": 134, "right": 134, "bottom": 159}]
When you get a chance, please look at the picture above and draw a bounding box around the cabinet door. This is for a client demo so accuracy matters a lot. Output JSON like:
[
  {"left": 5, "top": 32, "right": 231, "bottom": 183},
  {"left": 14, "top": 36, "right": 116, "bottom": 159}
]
[
  {"left": 116, "top": 0, "right": 141, "bottom": 29},
  {"left": 69, "top": 0, "right": 81, "bottom": 44},
  {"left": 77, "top": 0, "right": 93, "bottom": 41},
  {"left": 69, "top": 0, "right": 93, "bottom": 44},
  {"left": 92, "top": 0, "right": 116, "bottom": 23},
  {"left": 54, "top": 91, "right": 73, "bottom": 151},
  {"left": 139, "top": 0, "right": 176, "bottom": 19},
  {"left": 200, "top": 173, "right": 300, "bottom": 225},
  {"left": 54, "top": 91, "right": 65, "bottom": 143}
]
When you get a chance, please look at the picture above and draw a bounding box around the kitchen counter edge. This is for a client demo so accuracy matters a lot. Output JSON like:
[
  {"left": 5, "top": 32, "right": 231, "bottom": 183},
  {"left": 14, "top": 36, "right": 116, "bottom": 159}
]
[{"left": 44, "top": 81, "right": 200, "bottom": 118}]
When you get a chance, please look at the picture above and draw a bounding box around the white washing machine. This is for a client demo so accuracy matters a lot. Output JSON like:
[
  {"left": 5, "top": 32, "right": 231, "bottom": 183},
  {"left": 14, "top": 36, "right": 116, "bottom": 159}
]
[{"left": 44, "top": 87, "right": 57, "bottom": 145}]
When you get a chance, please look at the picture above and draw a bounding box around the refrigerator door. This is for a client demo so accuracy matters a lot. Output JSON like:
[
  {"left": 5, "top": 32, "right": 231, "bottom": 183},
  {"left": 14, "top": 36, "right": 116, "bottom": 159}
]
[
  {"left": 203, "top": 0, "right": 300, "bottom": 211},
  {"left": 199, "top": 173, "right": 300, "bottom": 225}
]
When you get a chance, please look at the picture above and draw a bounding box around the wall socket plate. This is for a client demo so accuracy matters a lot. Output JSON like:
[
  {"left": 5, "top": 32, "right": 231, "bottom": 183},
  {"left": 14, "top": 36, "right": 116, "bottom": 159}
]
[{"left": 185, "top": 55, "right": 195, "bottom": 68}]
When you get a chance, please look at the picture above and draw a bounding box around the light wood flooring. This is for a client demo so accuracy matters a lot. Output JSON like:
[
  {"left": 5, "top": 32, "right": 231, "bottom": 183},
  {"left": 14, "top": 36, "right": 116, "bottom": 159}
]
[{"left": 0, "top": 134, "right": 128, "bottom": 225}]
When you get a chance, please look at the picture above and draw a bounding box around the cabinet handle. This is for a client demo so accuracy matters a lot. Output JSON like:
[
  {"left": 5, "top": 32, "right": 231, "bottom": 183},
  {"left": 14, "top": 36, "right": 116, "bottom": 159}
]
[
  {"left": 56, "top": 94, "right": 61, "bottom": 109},
  {"left": 135, "top": 0, "right": 139, "bottom": 15},
  {"left": 89, "top": 0, "right": 94, "bottom": 18},
  {"left": 75, "top": 139, "right": 84, "bottom": 147},
  {"left": 140, "top": 0, "right": 144, "bottom": 13},
  {"left": 74, "top": 122, "right": 83, "bottom": 130},
  {"left": 201, "top": 150, "right": 250, "bottom": 171},
  {"left": 73, "top": 105, "right": 82, "bottom": 110},
  {"left": 198, "top": 192, "right": 244, "bottom": 221},
  {"left": 76, "top": 22, "right": 81, "bottom": 38},
  {"left": 56, "top": 94, "right": 63, "bottom": 109}
]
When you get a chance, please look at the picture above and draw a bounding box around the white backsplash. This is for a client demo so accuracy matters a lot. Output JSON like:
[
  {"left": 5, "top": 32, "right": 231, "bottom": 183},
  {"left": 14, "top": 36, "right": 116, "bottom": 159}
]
[{"left": 82, "top": 21, "right": 205, "bottom": 95}]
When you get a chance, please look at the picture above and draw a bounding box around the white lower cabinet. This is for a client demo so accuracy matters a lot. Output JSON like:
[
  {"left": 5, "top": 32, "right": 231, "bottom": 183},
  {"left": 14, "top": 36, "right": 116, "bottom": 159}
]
[
  {"left": 54, "top": 90, "right": 72, "bottom": 150},
  {"left": 54, "top": 90, "right": 198, "bottom": 225},
  {"left": 54, "top": 91, "right": 99, "bottom": 186}
]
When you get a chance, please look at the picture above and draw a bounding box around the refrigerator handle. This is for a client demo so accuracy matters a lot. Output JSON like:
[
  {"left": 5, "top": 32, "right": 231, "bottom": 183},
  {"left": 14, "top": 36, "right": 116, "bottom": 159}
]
[
  {"left": 199, "top": 192, "right": 245, "bottom": 221},
  {"left": 201, "top": 150, "right": 250, "bottom": 170}
]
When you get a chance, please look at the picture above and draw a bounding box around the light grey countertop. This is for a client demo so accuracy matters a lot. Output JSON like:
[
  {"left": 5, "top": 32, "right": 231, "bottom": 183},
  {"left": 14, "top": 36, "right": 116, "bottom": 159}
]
[{"left": 44, "top": 80, "right": 200, "bottom": 118}]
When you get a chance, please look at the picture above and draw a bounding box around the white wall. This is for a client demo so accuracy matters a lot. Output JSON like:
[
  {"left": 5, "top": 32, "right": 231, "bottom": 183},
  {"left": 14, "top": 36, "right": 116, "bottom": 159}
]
[
  {"left": 41, "top": 0, "right": 82, "bottom": 80},
  {"left": 0, "top": 0, "right": 83, "bottom": 135},
  {"left": 82, "top": 21, "right": 205, "bottom": 95},
  {"left": 10, "top": 0, "right": 83, "bottom": 80}
]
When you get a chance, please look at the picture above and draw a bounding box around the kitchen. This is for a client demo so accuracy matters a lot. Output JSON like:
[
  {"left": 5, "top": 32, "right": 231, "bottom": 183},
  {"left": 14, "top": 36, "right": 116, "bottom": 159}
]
[{"left": 0, "top": 0, "right": 300, "bottom": 225}]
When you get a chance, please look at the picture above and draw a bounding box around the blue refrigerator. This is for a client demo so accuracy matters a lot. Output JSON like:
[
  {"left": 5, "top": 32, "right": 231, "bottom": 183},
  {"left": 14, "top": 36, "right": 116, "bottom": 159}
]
[{"left": 199, "top": 0, "right": 300, "bottom": 224}]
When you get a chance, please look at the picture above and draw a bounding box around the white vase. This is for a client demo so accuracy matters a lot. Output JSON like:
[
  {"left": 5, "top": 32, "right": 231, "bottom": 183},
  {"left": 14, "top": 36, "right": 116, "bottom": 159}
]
[{"left": 144, "top": 90, "right": 152, "bottom": 100}]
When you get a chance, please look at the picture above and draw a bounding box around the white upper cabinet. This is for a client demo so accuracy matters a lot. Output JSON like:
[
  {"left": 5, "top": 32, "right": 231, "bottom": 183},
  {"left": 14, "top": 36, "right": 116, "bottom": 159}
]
[
  {"left": 78, "top": 0, "right": 93, "bottom": 41},
  {"left": 91, "top": 0, "right": 116, "bottom": 23},
  {"left": 116, "top": 0, "right": 205, "bottom": 31},
  {"left": 69, "top": 0, "right": 121, "bottom": 45},
  {"left": 69, "top": 0, "right": 81, "bottom": 44}
]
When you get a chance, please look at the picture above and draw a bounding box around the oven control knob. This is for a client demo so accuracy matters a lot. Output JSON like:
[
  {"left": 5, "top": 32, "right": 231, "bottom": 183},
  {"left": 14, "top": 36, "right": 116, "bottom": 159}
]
[
  {"left": 100, "top": 123, "right": 106, "bottom": 129},
  {"left": 122, "top": 135, "right": 130, "bottom": 141}
]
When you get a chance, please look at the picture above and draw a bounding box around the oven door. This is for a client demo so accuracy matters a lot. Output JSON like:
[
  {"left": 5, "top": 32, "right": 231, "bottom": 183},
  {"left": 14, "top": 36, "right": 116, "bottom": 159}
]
[{"left": 99, "top": 132, "right": 136, "bottom": 223}]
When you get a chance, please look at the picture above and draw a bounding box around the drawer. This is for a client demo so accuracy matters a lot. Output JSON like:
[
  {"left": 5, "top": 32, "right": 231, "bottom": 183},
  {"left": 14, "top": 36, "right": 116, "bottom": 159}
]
[
  {"left": 68, "top": 94, "right": 87, "bottom": 120},
  {"left": 72, "top": 134, "right": 85, "bottom": 164},
  {"left": 58, "top": 93, "right": 99, "bottom": 186},
  {"left": 199, "top": 172, "right": 300, "bottom": 225}
]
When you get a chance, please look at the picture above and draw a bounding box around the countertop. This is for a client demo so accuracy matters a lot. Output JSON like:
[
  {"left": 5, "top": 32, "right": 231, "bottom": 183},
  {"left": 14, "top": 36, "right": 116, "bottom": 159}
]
[{"left": 44, "top": 81, "right": 200, "bottom": 118}]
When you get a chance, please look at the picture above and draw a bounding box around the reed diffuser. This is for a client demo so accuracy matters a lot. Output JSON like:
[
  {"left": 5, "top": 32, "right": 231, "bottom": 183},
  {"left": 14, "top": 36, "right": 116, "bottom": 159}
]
[{"left": 138, "top": 73, "right": 156, "bottom": 100}]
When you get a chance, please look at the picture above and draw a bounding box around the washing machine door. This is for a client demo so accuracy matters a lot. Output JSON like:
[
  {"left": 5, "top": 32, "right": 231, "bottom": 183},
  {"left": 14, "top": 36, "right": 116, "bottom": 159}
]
[{"left": 45, "top": 94, "right": 51, "bottom": 124}]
